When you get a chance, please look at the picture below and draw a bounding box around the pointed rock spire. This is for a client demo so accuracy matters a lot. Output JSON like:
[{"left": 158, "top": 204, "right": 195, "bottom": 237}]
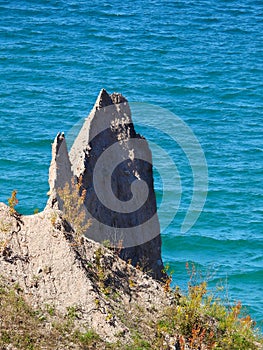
[
  {"left": 47, "top": 90, "right": 166, "bottom": 280},
  {"left": 95, "top": 88, "right": 113, "bottom": 108},
  {"left": 46, "top": 132, "right": 73, "bottom": 209}
]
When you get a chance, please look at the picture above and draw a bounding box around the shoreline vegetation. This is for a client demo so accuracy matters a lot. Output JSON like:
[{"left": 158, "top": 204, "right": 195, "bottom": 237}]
[
  {"left": 1, "top": 265, "right": 263, "bottom": 350},
  {"left": 0, "top": 196, "right": 262, "bottom": 350}
]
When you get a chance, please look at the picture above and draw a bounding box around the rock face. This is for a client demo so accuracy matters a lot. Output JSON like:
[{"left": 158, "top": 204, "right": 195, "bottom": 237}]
[
  {"left": 46, "top": 132, "right": 74, "bottom": 209},
  {"left": 47, "top": 89, "right": 165, "bottom": 280}
]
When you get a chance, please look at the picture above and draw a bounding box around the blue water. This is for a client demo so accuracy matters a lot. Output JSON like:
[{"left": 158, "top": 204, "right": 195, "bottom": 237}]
[{"left": 0, "top": 0, "right": 262, "bottom": 331}]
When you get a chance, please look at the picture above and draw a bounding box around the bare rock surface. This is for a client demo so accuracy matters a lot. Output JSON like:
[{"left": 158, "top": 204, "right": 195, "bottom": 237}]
[
  {"left": 46, "top": 132, "right": 74, "bottom": 209},
  {"left": 48, "top": 89, "right": 166, "bottom": 280}
]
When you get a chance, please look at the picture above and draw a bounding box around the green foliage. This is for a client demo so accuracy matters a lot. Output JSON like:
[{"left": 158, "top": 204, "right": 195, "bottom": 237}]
[
  {"left": 66, "top": 305, "right": 79, "bottom": 321},
  {"left": 74, "top": 329, "right": 100, "bottom": 344},
  {"left": 124, "top": 332, "right": 151, "bottom": 350},
  {"left": 45, "top": 304, "right": 55, "bottom": 316},
  {"left": 0, "top": 277, "right": 104, "bottom": 349},
  {"left": 157, "top": 263, "right": 263, "bottom": 350},
  {"left": 0, "top": 279, "right": 41, "bottom": 349},
  {"left": 94, "top": 247, "right": 104, "bottom": 282},
  {"left": 0, "top": 260, "right": 262, "bottom": 350},
  {"left": 102, "top": 239, "right": 111, "bottom": 248}
]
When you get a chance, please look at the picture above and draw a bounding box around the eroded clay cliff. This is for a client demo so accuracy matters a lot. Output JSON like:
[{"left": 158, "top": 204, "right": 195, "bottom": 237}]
[{"left": 47, "top": 89, "right": 165, "bottom": 280}]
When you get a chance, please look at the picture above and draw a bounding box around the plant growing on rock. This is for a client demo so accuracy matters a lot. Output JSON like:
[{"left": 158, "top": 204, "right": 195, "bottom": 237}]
[
  {"left": 7, "top": 190, "right": 18, "bottom": 215},
  {"left": 57, "top": 176, "right": 91, "bottom": 244},
  {"left": 1, "top": 191, "right": 23, "bottom": 255}
]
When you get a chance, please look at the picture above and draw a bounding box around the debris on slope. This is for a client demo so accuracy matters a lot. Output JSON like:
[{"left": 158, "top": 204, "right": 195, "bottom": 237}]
[{"left": 0, "top": 203, "right": 171, "bottom": 346}]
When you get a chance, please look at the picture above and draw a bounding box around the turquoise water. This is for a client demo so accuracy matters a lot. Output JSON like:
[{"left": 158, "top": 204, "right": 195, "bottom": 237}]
[{"left": 0, "top": 0, "right": 262, "bottom": 330}]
